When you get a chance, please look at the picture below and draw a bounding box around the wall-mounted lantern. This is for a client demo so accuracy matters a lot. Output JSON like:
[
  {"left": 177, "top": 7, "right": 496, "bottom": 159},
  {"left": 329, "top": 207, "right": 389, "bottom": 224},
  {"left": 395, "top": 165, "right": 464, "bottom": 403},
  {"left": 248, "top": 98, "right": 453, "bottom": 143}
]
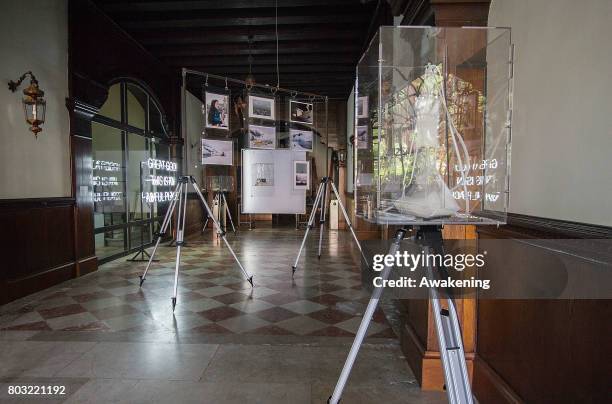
[
  {"left": 338, "top": 149, "right": 347, "bottom": 167},
  {"left": 8, "top": 71, "right": 46, "bottom": 137}
]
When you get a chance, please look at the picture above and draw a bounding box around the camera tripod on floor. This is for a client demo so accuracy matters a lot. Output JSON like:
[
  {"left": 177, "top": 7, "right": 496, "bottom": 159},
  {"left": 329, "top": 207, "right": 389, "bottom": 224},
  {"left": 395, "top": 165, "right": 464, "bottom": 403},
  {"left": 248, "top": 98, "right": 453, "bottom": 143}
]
[
  {"left": 203, "top": 191, "right": 236, "bottom": 235},
  {"left": 292, "top": 176, "right": 369, "bottom": 274},
  {"left": 138, "top": 175, "right": 253, "bottom": 310},
  {"left": 328, "top": 226, "right": 473, "bottom": 404}
]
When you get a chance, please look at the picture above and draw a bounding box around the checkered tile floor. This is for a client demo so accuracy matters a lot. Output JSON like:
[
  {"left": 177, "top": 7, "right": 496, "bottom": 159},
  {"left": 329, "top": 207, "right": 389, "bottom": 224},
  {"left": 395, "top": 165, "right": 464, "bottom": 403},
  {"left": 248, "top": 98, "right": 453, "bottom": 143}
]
[{"left": 0, "top": 227, "right": 395, "bottom": 338}]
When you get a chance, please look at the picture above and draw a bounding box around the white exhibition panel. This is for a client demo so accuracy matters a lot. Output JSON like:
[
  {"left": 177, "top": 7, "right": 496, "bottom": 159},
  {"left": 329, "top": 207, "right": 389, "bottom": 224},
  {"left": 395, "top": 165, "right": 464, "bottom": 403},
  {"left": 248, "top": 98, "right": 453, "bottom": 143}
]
[{"left": 242, "top": 149, "right": 306, "bottom": 214}]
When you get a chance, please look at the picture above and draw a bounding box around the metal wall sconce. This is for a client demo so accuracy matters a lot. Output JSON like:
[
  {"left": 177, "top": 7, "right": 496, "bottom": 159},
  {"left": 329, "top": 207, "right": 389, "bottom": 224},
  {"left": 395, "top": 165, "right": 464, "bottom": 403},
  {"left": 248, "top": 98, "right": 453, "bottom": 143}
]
[
  {"left": 8, "top": 71, "right": 46, "bottom": 137},
  {"left": 338, "top": 149, "right": 347, "bottom": 167}
]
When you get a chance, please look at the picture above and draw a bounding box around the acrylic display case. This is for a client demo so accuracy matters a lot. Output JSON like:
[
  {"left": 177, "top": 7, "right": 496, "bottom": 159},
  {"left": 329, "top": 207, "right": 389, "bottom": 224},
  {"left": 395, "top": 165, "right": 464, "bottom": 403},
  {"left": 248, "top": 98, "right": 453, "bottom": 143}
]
[
  {"left": 207, "top": 175, "right": 234, "bottom": 192},
  {"left": 355, "top": 26, "right": 513, "bottom": 225}
]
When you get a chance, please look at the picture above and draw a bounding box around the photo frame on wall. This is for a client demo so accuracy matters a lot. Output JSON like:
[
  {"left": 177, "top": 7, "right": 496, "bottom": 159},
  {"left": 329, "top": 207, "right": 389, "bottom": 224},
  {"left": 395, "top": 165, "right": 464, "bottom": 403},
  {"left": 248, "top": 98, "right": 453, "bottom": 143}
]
[
  {"left": 201, "top": 138, "right": 233, "bottom": 166},
  {"left": 289, "top": 100, "right": 313, "bottom": 125},
  {"left": 356, "top": 125, "right": 368, "bottom": 149},
  {"left": 356, "top": 96, "right": 368, "bottom": 119},
  {"left": 293, "top": 161, "right": 309, "bottom": 190},
  {"left": 204, "top": 91, "right": 230, "bottom": 130},
  {"left": 248, "top": 124, "right": 276, "bottom": 149},
  {"left": 290, "top": 128, "right": 313, "bottom": 152},
  {"left": 248, "top": 95, "right": 275, "bottom": 121},
  {"left": 253, "top": 163, "right": 274, "bottom": 187}
]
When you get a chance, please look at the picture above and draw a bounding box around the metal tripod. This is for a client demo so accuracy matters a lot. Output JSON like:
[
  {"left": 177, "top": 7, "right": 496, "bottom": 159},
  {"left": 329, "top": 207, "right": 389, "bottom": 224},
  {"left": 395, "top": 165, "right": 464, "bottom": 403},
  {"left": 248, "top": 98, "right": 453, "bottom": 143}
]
[
  {"left": 292, "top": 177, "right": 369, "bottom": 274},
  {"left": 203, "top": 191, "right": 236, "bottom": 235},
  {"left": 139, "top": 175, "right": 253, "bottom": 310},
  {"left": 328, "top": 226, "right": 473, "bottom": 404}
]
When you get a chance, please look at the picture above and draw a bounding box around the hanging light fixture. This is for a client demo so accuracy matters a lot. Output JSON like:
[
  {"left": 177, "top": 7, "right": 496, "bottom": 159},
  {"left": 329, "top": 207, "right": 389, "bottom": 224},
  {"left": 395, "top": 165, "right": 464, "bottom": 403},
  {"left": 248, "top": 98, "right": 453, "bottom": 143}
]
[
  {"left": 244, "top": 35, "right": 256, "bottom": 87},
  {"left": 8, "top": 71, "right": 46, "bottom": 137}
]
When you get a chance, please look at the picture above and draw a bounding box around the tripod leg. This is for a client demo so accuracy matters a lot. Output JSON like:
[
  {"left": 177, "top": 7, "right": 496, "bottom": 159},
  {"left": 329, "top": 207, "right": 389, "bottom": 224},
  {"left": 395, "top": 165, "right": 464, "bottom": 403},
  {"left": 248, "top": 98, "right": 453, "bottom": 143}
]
[
  {"left": 328, "top": 228, "right": 407, "bottom": 404},
  {"left": 425, "top": 247, "right": 473, "bottom": 404},
  {"left": 223, "top": 193, "right": 236, "bottom": 234},
  {"left": 191, "top": 179, "right": 254, "bottom": 286},
  {"left": 317, "top": 180, "right": 328, "bottom": 260},
  {"left": 139, "top": 182, "right": 182, "bottom": 286},
  {"left": 171, "top": 180, "right": 189, "bottom": 310},
  {"left": 330, "top": 181, "right": 369, "bottom": 267},
  {"left": 292, "top": 181, "right": 324, "bottom": 274}
]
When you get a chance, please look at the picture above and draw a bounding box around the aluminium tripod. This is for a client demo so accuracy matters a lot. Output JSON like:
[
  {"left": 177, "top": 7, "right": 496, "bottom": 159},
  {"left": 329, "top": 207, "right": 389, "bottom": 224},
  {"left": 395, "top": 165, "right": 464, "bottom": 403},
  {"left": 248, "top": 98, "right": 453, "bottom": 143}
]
[
  {"left": 292, "top": 176, "right": 368, "bottom": 274},
  {"left": 203, "top": 191, "right": 236, "bottom": 235},
  {"left": 328, "top": 226, "right": 473, "bottom": 404},
  {"left": 138, "top": 175, "right": 253, "bottom": 310}
]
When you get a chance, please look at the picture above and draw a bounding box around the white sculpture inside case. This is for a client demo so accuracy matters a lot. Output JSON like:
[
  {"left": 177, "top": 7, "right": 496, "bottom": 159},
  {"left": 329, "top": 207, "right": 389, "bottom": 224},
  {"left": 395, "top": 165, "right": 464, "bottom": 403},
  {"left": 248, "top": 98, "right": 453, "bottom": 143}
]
[{"left": 354, "top": 26, "right": 512, "bottom": 225}]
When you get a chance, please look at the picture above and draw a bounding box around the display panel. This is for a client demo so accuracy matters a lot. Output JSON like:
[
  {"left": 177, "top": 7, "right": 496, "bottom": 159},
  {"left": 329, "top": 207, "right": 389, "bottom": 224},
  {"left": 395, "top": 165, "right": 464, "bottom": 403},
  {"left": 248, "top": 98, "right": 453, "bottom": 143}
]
[
  {"left": 355, "top": 26, "right": 512, "bottom": 225},
  {"left": 241, "top": 149, "right": 307, "bottom": 214}
]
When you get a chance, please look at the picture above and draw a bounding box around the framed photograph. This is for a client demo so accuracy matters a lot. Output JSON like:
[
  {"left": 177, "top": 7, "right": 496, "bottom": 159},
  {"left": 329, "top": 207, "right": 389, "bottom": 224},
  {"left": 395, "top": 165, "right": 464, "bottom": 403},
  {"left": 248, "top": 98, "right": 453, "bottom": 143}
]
[
  {"left": 356, "top": 96, "right": 368, "bottom": 119},
  {"left": 356, "top": 125, "right": 368, "bottom": 149},
  {"left": 289, "top": 100, "right": 313, "bottom": 125},
  {"left": 205, "top": 92, "right": 229, "bottom": 130},
  {"left": 253, "top": 163, "right": 274, "bottom": 186},
  {"left": 248, "top": 125, "right": 276, "bottom": 149},
  {"left": 290, "top": 128, "right": 313, "bottom": 152},
  {"left": 248, "top": 95, "right": 275, "bottom": 120},
  {"left": 201, "top": 138, "right": 233, "bottom": 166},
  {"left": 293, "top": 161, "right": 310, "bottom": 190}
]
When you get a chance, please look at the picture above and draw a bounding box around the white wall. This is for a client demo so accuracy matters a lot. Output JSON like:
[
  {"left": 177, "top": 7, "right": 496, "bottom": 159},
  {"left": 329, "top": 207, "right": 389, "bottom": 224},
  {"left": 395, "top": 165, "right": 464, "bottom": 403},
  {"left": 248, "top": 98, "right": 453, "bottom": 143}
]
[
  {"left": 185, "top": 90, "right": 203, "bottom": 184},
  {"left": 0, "top": 0, "right": 70, "bottom": 199},
  {"left": 489, "top": 0, "right": 612, "bottom": 226}
]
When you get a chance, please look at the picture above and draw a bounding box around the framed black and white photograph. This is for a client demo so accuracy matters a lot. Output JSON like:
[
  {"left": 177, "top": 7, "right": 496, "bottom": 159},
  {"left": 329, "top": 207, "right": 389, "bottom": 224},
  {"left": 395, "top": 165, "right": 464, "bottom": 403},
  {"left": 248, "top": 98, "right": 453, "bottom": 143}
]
[
  {"left": 201, "top": 138, "right": 233, "bottom": 166},
  {"left": 290, "top": 128, "right": 313, "bottom": 152},
  {"left": 248, "top": 95, "right": 275, "bottom": 120},
  {"left": 289, "top": 100, "right": 313, "bottom": 125},
  {"left": 356, "top": 125, "right": 368, "bottom": 149},
  {"left": 204, "top": 92, "right": 230, "bottom": 130},
  {"left": 253, "top": 163, "right": 274, "bottom": 187},
  {"left": 293, "top": 161, "right": 310, "bottom": 190},
  {"left": 248, "top": 125, "right": 276, "bottom": 149},
  {"left": 356, "top": 96, "right": 368, "bottom": 119}
]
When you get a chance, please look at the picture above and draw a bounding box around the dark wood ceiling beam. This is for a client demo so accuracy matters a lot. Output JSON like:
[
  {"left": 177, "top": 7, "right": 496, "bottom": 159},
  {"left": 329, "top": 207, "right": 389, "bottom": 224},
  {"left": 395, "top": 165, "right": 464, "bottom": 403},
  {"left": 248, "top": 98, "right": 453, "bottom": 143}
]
[
  {"left": 152, "top": 40, "right": 360, "bottom": 57},
  {"left": 162, "top": 53, "right": 358, "bottom": 67},
  {"left": 133, "top": 25, "right": 361, "bottom": 45},
  {"left": 180, "top": 64, "right": 356, "bottom": 74},
  {"left": 116, "top": 13, "right": 370, "bottom": 30},
  {"left": 97, "top": 0, "right": 363, "bottom": 12}
]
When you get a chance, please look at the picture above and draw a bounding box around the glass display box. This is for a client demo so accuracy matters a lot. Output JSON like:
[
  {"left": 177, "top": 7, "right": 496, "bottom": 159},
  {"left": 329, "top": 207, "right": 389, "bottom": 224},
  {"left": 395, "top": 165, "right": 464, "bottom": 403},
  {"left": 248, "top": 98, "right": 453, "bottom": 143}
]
[
  {"left": 207, "top": 175, "right": 234, "bottom": 192},
  {"left": 355, "top": 26, "right": 513, "bottom": 225}
]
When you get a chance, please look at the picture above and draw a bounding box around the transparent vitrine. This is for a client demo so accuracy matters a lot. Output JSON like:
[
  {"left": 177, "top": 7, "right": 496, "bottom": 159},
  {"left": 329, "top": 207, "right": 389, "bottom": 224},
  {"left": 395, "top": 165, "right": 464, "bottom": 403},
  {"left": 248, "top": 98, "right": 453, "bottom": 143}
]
[
  {"left": 355, "top": 26, "right": 512, "bottom": 225},
  {"left": 207, "top": 175, "right": 235, "bottom": 192}
]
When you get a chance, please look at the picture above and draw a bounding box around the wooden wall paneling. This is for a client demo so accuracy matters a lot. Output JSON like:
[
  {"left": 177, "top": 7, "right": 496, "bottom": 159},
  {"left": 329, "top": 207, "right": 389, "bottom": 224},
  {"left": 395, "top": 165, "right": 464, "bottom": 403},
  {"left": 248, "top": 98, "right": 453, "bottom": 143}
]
[
  {"left": 0, "top": 198, "right": 76, "bottom": 304},
  {"left": 473, "top": 219, "right": 612, "bottom": 404},
  {"left": 431, "top": 0, "right": 491, "bottom": 27}
]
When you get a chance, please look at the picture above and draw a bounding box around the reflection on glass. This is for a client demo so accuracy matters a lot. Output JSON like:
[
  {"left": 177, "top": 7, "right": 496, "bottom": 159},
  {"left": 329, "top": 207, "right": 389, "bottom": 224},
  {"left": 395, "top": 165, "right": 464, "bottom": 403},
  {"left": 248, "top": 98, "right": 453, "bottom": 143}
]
[
  {"left": 149, "top": 99, "right": 165, "bottom": 135},
  {"left": 128, "top": 133, "right": 151, "bottom": 222},
  {"left": 93, "top": 81, "right": 174, "bottom": 261},
  {"left": 127, "top": 83, "right": 147, "bottom": 129},
  {"left": 92, "top": 122, "right": 125, "bottom": 226},
  {"left": 129, "top": 224, "right": 152, "bottom": 249},
  {"left": 95, "top": 228, "right": 126, "bottom": 259},
  {"left": 98, "top": 83, "right": 121, "bottom": 122}
]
